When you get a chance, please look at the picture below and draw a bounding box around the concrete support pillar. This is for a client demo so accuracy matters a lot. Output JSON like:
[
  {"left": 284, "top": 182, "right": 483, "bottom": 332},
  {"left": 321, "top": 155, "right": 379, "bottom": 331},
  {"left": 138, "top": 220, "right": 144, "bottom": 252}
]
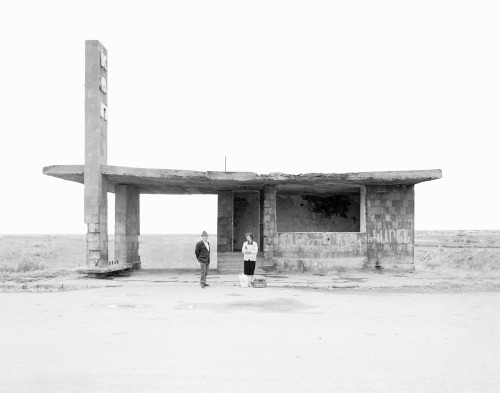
[
  {"left": 360, "top": 186, "right": 367, "bottom": 233},
  {"left": 262, "top": 185, "right": 277, "bottom": 265},
  {"left": 114, "top": 185, "right": 141, "bottom": 269},
  {"left": 366, "top": 184, "right": 415, "bottom": 271},
  {"left": 84, "top": 40, "right": 108, "bottom": 268},
  {"left": 217, "top": 191, "right": 234, "bottom": 252}
]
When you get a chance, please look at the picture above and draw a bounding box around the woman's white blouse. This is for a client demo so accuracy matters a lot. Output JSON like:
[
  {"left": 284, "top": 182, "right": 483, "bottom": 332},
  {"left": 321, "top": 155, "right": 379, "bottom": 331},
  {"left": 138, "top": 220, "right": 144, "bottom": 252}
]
[{"left": 242, "top": 241, "right": 258, "bottom": 261}]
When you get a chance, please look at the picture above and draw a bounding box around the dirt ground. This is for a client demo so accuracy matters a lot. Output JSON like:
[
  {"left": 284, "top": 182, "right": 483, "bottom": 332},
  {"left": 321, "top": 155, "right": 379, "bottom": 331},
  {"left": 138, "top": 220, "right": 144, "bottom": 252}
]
[{"left": 1, "top": 282, "right": 499, "bottom": 393}]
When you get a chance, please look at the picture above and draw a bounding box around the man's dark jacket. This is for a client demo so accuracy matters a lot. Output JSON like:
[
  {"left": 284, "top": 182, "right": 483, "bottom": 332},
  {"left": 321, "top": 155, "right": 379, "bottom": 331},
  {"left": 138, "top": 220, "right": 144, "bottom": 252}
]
[{"left": 195, "top": 240, "right": 211, "bottom": 264}]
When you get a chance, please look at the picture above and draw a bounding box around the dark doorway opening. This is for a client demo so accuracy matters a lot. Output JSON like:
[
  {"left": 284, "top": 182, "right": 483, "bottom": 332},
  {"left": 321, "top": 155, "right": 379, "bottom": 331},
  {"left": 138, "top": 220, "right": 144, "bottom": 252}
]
[{"left": 233, "top": 191, "right": 261, "bottom": 252}]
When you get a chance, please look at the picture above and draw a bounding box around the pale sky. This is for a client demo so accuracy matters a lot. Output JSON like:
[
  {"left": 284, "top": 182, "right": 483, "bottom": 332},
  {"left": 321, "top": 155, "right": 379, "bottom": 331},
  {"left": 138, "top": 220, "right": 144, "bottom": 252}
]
[{"left": 1, "top": 0, "right": 499, "bottom": 234}]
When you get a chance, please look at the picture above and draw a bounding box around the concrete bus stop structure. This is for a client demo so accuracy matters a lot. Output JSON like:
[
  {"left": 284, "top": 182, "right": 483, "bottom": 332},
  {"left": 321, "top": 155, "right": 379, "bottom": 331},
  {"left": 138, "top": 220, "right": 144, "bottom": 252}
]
[{"left": 43, "top": 40, "right": 442, "bottom": 274}]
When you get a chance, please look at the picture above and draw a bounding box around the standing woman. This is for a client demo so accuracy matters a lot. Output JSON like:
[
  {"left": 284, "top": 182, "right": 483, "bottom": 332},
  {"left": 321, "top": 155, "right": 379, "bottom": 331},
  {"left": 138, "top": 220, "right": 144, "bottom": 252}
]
[{"left": 242, "top": 232, "right": 258, "bottom": 286}]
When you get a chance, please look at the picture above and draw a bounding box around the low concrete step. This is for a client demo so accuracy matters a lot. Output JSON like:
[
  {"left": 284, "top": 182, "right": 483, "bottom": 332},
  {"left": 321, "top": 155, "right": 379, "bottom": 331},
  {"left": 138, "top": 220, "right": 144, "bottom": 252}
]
[
  {"left": 217, "top": 252, "right": 269, "bottom": 273},
  {"left": 217, "top": 263, "right": 245, "bottom": 267},
  {"left": 217, "top": 268, "right": 267, "bottom": 275}
]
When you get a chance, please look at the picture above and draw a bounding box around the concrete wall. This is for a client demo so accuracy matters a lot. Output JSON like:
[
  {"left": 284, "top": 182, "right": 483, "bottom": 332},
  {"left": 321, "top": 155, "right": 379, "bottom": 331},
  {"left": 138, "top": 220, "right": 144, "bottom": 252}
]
[
  {"left": 276, "top": 193, "right": 360, "bottom": 232},
  {"left": 233, "top": 192, "right": 260, "bottom": 251},
  {"left": 217, "top": 191, "right": 233, "bottom": 252},
  {"left": 366, "top": 185, "right": 415, "bottom": 271},
  {"left": 273, "top": 232, "right": 367, "bottom": 272}
]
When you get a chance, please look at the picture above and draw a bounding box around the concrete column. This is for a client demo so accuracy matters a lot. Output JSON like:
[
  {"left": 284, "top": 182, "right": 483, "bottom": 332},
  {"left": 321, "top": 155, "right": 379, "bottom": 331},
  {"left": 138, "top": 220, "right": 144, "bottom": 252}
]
[
  {"left": 262, "top": 185, "right": 277, "bottom": 265},
  {"left": 114, "top": 185, "right": 141, "bottom": 269},
  {"left": 365, "top": 184, "right": 415, "bottom": 271},
  {"left": 84, "top": 40, "right": 108, "bottom": 268},
  {"left": 217, "top": 191, "right": 234, "bottom": 252},
  {"left": 360, "top": 186, "right": 367, "bottom": 233}
]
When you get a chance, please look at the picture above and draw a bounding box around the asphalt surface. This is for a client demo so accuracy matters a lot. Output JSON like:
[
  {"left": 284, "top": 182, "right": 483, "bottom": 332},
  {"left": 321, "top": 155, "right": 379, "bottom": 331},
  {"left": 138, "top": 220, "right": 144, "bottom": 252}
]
[{"left": 1, "top": 270, "right": 499, "bottom": 392}]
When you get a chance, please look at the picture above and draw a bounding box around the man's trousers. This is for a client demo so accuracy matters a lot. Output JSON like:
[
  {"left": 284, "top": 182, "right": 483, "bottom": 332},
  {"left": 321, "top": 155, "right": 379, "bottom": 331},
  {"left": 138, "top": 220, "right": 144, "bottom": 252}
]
[{"left": 200, "top": 262, "right": 209, "bottom": 285}]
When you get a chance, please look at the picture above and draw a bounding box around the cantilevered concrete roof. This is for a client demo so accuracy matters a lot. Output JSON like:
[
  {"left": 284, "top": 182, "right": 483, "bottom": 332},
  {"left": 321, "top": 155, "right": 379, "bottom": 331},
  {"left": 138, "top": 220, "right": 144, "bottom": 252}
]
[{"left": 43, "top": 165, "right": 442, "bottom": 195}]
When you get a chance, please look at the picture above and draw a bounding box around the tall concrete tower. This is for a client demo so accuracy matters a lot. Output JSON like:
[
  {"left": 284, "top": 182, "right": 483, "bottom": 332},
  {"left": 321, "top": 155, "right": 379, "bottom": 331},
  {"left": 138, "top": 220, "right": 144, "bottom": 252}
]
[{"left": 84, "top": 40, "right": 108, "bottom": 268}]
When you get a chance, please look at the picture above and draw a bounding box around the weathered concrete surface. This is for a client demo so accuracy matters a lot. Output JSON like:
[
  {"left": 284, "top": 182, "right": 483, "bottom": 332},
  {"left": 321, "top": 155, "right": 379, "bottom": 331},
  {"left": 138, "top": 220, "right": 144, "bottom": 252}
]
[
  {"left": 84, "top": 40, "right": 109, "bottom": 268},
  {"left": 1, "top": 280, "right": 498, "bottom": 393},
  {"left": 114, "top": 185, "right": 140, "bottom": 267},
  {"left": 75, "top": 262, "right": 132, "bottom": 277},
  {"left": 274, "top": 232, "right": 368, "bottom": 272},
  {"left": 43, "top": 165, "right": 442, "bottom": 195}
]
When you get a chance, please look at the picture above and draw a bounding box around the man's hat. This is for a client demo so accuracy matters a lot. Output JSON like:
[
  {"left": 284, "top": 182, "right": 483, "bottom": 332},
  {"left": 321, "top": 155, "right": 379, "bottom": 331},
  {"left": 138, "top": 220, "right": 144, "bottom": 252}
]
[{"left": 201, "top": 231, "right": 208, "bottom": 236}]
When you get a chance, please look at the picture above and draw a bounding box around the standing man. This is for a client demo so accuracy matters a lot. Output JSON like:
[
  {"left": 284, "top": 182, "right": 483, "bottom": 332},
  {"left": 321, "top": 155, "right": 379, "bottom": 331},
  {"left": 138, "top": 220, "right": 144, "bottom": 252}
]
[{"left": 195, "top": 231, "right": 211, "bottom": 288}]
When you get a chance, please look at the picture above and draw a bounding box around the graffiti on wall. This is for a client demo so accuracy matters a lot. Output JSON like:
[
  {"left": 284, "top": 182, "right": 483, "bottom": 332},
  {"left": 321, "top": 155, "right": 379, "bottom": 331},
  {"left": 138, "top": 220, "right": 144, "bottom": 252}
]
[
  {"left": 276, "top": 232, "right": 367, "bottom": 256},
  {"left": 368, "top": 229, "right": 412, "bottom": 244},
  {"left": 365, "top": 185, "right": 416, "bottom": 266}
]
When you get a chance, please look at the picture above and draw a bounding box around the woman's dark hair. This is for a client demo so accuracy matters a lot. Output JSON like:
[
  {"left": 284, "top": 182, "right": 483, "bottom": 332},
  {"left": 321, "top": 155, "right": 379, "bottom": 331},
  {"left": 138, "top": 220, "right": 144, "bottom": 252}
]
[{"left": 245, "top": 232, "right": 254, "bottom": 244}]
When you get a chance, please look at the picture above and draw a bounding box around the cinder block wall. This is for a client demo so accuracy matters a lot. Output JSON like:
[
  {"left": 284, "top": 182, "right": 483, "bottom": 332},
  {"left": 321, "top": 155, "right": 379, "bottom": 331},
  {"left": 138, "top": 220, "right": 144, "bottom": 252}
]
[
  {"left": 262, "top": 185, "right": 277, "bottom": 264},
  {"left": 276, "top": 193, "right": 360, "bottom": 232},
  {"left": 366, "top": 185, "right": 415, "bottom": 271}
]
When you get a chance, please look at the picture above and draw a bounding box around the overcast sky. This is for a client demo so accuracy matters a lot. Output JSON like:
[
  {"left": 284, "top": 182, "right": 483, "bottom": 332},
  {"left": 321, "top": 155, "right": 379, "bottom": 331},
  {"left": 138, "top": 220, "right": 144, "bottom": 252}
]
[{"left": 1, "top": 0, "right": 498, "bottom": 234}]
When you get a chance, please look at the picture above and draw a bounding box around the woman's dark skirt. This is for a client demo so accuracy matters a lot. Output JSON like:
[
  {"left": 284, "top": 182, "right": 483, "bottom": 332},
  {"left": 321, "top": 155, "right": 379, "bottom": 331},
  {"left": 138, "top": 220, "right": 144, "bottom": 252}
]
[{"left": 244, "top": 260, "right": 256, "bottom": 275}]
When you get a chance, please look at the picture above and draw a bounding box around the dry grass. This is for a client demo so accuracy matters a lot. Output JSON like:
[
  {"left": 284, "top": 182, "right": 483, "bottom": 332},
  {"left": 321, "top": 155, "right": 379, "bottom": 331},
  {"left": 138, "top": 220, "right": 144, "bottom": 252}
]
[
  {"left": 1, "top": 231, "right": 498, "bottom": 282},
  {"left": 415, "top": 230, "right": 500, "bottom": 276},
  {"left": 137, "top": 234, "right": 211, "bottom": 269},
  {"left": 0, "top": 234, "right": 212, "bottom": 282},
  {"left": 0, "top": 235, "right": 85, "bottom": 272}
]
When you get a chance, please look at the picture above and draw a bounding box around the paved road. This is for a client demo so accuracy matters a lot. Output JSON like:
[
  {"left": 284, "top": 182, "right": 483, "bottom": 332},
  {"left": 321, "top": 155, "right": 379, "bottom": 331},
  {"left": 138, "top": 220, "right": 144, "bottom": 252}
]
[{"left": 1, "top": 284, "right": 499, "bottom": 392}]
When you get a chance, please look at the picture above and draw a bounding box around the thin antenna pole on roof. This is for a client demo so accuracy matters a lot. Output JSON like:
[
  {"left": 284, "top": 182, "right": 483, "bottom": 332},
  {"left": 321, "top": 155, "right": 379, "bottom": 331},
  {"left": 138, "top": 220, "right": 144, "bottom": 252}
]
[{"left": 225, "top": 156, "right": 227, "bottom": 172}]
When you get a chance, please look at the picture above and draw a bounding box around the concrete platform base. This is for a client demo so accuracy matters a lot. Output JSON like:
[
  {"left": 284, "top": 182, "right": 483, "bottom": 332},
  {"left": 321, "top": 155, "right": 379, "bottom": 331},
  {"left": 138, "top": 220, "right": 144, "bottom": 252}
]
[{"left": 76, "top": 263, "right": 133, "bottom": 278}]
